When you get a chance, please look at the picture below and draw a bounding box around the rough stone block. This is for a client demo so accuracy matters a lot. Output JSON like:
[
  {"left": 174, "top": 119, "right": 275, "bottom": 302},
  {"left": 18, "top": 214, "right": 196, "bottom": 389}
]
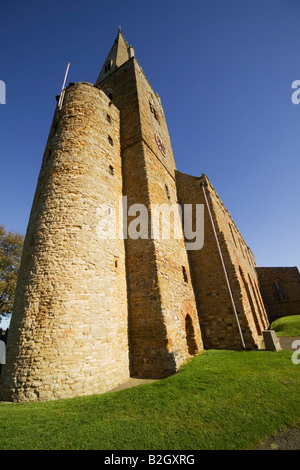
[{"left": 263, "top": 330, "right": 282, "bottom": 351}]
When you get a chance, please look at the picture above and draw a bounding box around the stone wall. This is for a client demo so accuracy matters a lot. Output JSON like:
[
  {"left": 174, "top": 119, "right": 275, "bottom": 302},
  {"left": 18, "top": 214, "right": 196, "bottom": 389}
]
[
  {"left": 0, "top": 83, "right": 130, "bottom": 401},
  {"left": 257, "top": 267, "right": 300, "bottom": 321},
  {"left": 176, "top": 172, "right": 268, "bottom": 350}
]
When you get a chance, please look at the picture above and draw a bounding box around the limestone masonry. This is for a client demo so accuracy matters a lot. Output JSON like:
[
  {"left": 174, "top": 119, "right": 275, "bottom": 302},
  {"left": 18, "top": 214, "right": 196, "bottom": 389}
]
[{"left": 1, "top": 28, "right": 299, "bottom": 401}]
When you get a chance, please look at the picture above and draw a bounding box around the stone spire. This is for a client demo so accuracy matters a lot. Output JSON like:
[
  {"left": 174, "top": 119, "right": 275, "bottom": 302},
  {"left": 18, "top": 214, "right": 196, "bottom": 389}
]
[{"left": 96, "top": 27, "right": 134, "bottom": 84}]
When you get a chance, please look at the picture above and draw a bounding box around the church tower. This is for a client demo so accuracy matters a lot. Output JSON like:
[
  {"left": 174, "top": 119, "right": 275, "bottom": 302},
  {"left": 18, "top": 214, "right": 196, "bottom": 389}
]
[{"left": 95, "top": 27, "right": 203, "bottom": 378}]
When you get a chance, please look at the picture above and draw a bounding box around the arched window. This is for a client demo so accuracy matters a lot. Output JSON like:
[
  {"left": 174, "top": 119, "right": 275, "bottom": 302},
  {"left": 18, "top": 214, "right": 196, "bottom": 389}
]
[
  {"left": 182, "top": 266, "right": 188, "bottom": 283},
  {"left": 272, "top": 280, "right": 287, "bottom": 302}
]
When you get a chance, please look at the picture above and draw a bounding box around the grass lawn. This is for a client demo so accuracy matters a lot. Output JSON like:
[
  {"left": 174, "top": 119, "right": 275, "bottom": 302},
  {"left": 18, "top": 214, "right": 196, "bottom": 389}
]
[
  {"left": 271, "top": 315, "right": 300, "bottom": 337},
  {"left": 0, "top": 349, "right": 300, "bottom": 450}
]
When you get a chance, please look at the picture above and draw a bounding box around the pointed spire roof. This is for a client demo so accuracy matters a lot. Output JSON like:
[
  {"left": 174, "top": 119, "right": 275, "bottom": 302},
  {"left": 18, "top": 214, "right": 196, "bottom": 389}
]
[{"left": 96, "top": 27, "right": 134, "bottom": 84}]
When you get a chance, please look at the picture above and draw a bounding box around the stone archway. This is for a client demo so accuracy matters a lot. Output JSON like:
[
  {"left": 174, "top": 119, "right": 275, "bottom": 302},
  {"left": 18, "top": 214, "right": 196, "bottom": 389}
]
[
  {"left": 185, "top": 314, "right": 198, "bottom": 355},
  {"left": 181, "top": 300, "right": 202, "bottom": 356}
]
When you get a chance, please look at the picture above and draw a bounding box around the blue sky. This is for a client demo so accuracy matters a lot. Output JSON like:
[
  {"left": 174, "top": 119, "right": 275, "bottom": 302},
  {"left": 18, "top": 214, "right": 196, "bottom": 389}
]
[{"left": 0, "top": 0, "right": 299, "bottom": 272}]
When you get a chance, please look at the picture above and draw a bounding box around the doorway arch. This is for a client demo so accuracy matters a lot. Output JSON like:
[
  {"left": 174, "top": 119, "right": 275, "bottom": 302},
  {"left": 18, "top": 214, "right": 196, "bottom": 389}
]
[{"left": 185, "top": 314, "right": 198, "bottom": 356}]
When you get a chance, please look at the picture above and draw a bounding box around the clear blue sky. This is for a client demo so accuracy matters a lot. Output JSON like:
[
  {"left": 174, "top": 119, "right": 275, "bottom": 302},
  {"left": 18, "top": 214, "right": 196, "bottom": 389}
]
[{"left": 0, "top": 0, "right": 299, "bottom": 270}]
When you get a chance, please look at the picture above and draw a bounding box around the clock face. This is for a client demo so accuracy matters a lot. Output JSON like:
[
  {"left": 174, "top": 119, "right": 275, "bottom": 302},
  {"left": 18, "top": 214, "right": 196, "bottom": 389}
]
[{"left": 155, "top": 133, "right": 167, "bottom": 157}]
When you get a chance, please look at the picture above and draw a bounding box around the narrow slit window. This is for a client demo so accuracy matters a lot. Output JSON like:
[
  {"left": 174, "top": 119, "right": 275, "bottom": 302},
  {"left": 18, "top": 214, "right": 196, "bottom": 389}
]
[
  {"left": 109, "top": 165, "right": 114, "bottom": 175},
  {"left": 182, "top": 266, "right": 188, "bottom": 283},
  {"left": 108, "top": 135, "right": 113, "bottom": 146}
]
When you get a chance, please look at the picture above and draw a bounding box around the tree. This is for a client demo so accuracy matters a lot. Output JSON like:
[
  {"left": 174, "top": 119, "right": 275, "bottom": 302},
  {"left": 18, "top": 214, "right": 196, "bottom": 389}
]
[{"left": 0, "top": 225, "right": 24, "bottom": 320}]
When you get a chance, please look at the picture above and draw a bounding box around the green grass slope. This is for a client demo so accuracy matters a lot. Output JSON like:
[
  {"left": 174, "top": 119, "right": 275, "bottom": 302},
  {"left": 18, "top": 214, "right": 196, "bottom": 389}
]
[
  {"left": 271, "top": 315, "right": 300, "bottom": 337},
  {"left": 0, "top": 350, "right": 300, "bottom": 450}
]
